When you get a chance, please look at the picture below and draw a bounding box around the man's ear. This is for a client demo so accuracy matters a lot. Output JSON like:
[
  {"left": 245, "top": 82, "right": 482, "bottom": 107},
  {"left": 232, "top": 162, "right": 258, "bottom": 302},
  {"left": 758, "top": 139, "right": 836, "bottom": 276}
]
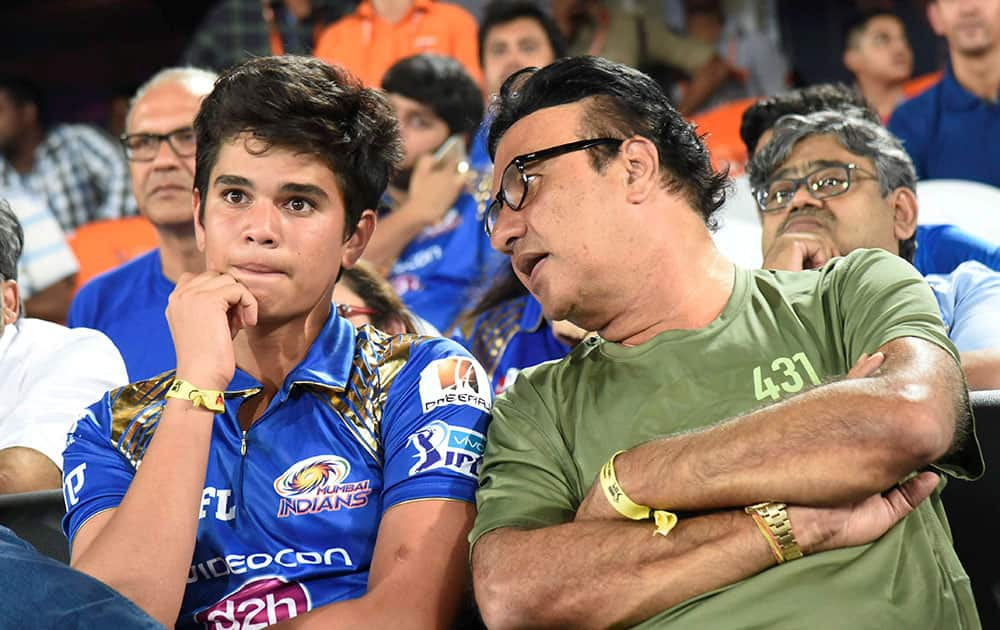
[
  {"left": 2, "top": 279, "right": 20, "bottom": 326},
  {"left": 889, "top": 186, "right": 919, "bottom": 241},
  {"left": 843, "top": 48, "right": 861, "bottom": 75},
  {"left": 927, "top": 2, "right": 945, "bottom": 37},
  {"left": 341, "top": 210, "right": 377, "bottom": 270},
  {"left": 620, "top": 136, "right": 660, "bottom": 204},
  {"left": 193, "top": 189, "right": 206, "bottom": 252}
]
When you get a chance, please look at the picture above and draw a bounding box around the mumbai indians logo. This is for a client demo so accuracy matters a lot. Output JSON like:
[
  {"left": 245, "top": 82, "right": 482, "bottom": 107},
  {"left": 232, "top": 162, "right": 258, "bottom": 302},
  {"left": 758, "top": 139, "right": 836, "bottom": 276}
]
[
  {"left": 408, "top": 420, "right": 486, "bottom": 479},
  {"left": 273, "top": 455, "right": 372, "bottom": 518},
  {"left": 418, "top": 357, "right": 491, "bottom": 413}
]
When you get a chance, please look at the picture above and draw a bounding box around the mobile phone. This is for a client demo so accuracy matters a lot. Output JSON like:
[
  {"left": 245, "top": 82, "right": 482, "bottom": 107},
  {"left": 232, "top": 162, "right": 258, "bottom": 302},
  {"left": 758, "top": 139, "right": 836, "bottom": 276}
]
[{"left": 432, "top": 135, "right": 467, "bottom": 165}]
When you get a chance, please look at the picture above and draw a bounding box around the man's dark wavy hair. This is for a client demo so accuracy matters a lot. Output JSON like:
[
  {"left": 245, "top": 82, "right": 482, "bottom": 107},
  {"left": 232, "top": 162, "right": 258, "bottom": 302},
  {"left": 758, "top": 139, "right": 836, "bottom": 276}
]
[
  {"left": 488, "top": 56, "right": 729, "bottom": 229},
  {"left": 193, "top": 56, "right": 402, "bottom": 235}
]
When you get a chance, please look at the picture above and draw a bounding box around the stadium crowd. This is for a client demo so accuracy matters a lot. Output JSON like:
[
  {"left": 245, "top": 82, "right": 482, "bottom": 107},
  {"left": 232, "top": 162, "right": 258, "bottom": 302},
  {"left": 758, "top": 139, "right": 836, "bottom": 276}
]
[{"left": 0, "top": 0, "right": 998, "bottom": 628}]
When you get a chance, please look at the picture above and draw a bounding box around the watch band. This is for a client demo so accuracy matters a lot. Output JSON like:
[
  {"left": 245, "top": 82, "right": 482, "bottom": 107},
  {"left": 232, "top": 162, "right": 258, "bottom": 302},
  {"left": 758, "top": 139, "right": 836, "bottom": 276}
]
[{"left": 745, "top": 501, "right": 804, "bottom": 562}]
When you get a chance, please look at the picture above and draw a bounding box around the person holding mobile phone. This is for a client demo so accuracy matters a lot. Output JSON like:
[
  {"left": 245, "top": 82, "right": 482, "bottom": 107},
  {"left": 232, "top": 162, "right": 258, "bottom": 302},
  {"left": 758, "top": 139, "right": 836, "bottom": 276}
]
[{"left": 365, "top": 54, "right": 504, "bottom": 332}]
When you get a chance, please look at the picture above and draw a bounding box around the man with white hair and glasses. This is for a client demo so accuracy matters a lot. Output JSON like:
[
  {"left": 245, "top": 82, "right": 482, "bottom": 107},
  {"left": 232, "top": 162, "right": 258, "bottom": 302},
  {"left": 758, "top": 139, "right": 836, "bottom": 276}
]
[{"left": 68, "top": 67, "right": 218, "bottom": 381}]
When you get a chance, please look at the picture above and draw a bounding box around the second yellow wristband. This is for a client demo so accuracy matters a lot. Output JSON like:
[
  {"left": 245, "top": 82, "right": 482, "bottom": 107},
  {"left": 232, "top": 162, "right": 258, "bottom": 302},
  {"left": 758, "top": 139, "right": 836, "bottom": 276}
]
[{"left": 599, "top": 450, "right": 678, "bottom": 537}]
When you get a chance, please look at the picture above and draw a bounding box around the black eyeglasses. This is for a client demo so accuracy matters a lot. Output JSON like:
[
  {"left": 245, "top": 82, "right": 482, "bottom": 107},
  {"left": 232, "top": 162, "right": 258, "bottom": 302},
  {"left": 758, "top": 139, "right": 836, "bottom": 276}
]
[
  {"left": 120, "top": 126, "right": 197, "bottom": 162},
  {"left": 485, "top": 138, "right": 623, "bottom": 236},
  {"left": 337, "top": 303, "right": 381, "bottom": 318},
  {"left": 753, "top": 162, "right": 879, "bottom": 213}
]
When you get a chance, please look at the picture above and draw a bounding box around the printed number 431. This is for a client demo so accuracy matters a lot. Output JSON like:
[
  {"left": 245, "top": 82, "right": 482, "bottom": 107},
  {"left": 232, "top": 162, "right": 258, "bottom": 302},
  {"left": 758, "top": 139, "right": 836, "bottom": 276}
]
[{"left": 753, "top": 352, "right": 821, "bottom": 401}]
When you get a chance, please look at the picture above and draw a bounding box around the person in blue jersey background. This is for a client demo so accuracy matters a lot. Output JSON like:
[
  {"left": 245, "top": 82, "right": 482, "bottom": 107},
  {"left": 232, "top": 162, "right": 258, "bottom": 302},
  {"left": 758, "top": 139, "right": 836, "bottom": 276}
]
[
  {"left": 365, "top": 54, "right": 503, "bottom": 332},
  {"left": 61, "top": 56, "right": 491, "bottom": 629},
  {"left": 453, "top": 265, "right": 589, "bottom": 394}
]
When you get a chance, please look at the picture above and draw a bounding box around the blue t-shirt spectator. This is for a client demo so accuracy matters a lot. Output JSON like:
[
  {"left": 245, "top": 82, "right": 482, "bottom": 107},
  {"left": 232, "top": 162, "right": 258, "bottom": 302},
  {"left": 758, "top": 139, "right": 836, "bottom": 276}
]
[
  {"left": 889, "top": 66, "right": 1000, "bottom": 187},
  {"left": 67, "top": 249, "right": 175, "bottom": 381},
  {"left": 915, "top": 224, "right": 1000, "bottom": 276}
]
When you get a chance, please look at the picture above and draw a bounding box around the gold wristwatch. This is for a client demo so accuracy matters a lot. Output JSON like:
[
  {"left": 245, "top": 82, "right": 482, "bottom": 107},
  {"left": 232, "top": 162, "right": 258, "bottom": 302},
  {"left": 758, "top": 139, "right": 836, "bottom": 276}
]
[{"left": 745, "top": 501, "right": 804, "bottom": 562}]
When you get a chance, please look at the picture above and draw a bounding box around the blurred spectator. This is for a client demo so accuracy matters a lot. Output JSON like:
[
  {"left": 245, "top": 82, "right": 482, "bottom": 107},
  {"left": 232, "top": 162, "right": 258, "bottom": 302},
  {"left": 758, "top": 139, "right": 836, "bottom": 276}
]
[
  {"left": 366, "top": 54, "right": 500, "bottom": 331},
  {"left": 479, "top": 0, "right": 567, "bottom": 101},
  {"left": 68, "top": 68, "right": 217, "bottom": 381},
  {"left": 334, "top": 260, "right": 421, "bottom": 334},
  {"left": 888, "top": 0, "right": 1000, "bottom": 186},
  {"left": 452, "top": 265, "right": 589, "bottom": 393},
  {"left": 183, "top": 0, "right": 355, "bottom": 72},
  {"left": 0, "top": 76, "right": 136, "bottom": 232},
  {"left": 741, "top": 82, "right": 1000, "bottom": 276},
  {"left": 749, "top": 110, "right": 1000, "bottom": 389},
  {"left": 314, "top": 0, "right": 481, "bottom": 87},
  {"left": 842, "top": 9, "right": 914, "bottom": 122},
  {"left": 1, "top": 187, "right": 78, "bottom": 323},
  {"left": 685, "top": 0, "right": 790, "bottom": 111},
  {"left": 0, "top": 198, "right": 127, "bottom": 495},
  {"left": 550, "top": 0, "right": 729, "bottom": 115},
  {"left": 470, "top": 0, "right": 566, "bottom": 168}
]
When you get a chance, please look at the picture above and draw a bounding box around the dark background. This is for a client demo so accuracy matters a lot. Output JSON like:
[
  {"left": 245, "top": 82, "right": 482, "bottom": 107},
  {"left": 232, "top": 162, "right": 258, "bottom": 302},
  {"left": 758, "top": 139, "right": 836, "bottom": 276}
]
[{"left": 0, "top": 0, "right": 947, "bottom": 131}]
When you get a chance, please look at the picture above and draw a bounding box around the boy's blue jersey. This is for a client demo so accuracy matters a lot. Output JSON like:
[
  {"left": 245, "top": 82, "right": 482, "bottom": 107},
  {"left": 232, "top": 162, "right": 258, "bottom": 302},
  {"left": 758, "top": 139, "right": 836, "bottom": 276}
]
[
  {"left": 453, "top": 293, "right": 571, "bottom": 394},
  {"left": 62, "top": 314, "right": 492, "bottom": 629}
]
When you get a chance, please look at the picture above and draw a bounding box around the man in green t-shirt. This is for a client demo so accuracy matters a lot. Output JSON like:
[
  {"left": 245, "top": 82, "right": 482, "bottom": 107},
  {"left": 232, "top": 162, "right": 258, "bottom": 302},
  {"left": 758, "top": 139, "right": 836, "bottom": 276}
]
[{"left": 471, "top": 56, "right": 983, "bottom": 629}]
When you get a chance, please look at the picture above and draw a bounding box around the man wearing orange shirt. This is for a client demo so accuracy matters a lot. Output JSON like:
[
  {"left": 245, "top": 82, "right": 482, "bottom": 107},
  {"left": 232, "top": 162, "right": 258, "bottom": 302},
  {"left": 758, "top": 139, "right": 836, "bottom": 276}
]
[{"left": 314, "top": 0, "right": 481, "bottom": 87}]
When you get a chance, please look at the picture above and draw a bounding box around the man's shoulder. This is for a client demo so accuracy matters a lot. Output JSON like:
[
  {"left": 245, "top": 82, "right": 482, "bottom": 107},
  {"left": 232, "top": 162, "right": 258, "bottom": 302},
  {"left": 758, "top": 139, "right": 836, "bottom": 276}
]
[
  {"left": 72, "top": 250, "right": 164, "bottom": 316},
  {"left": 928, "top": 260, "right": 1000, "bottom": 295},
  {"left": 890, "top": 82, "right": 943, "bottom": 129},
  {"left": 497, "top": 335, "right": 601, "bottom": 399},
  {"left": 14, "top": 318, "right": 117, "bottom": 356},
  {"left": 350, "top": 326, "right": 478, "bottom": 388},
  {"left": 77, "top": 371, "right": 176, "bottom": 468}
]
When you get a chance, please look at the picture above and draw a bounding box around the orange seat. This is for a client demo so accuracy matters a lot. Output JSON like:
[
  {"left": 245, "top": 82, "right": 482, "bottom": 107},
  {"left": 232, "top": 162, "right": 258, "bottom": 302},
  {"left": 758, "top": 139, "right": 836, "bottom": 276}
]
[
  {"left": 689, "top": 97, "right": 759, "bottom": 177},
  {"left": 903, "top": 71, "right": 943, "bottom": 99},
  {"left": 69, "top": 216, "right": 158, "bottom": 293}
]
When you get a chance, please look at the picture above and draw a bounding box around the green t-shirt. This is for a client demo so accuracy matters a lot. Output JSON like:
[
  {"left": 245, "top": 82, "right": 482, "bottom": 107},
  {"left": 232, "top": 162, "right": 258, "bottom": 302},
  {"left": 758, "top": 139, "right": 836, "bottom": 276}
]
[{"left": 471, "top": 249, "right": 983, "bottom": 629}]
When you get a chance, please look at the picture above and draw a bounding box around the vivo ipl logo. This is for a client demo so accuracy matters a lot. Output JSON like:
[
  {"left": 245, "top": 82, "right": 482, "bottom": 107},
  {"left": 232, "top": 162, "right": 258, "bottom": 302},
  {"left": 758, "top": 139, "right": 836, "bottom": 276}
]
[
  {"left": 408, "top": 420, "right": 486, "bottom": 479},
  {"left": 193, "top": 576, "right": 310, "bottom": 629},
  {"left": 273, "top": 455, "right": 372, "bottom": 518}
]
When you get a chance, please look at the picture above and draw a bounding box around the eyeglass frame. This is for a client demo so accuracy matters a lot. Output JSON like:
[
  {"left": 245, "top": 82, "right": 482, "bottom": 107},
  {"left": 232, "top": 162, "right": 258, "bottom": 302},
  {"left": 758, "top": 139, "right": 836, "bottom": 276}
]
[
  {"left": 119, "top": 126, "right": 197, "bottom": 162},
  {"left": 485, "top": 137, "right": 624, "bottom": 236},
  {"left": 752, "top": 162, "right": 880, "bottom": 213},
  {"left": 337, "top": 303, "right": 381, "bottom": 318}
]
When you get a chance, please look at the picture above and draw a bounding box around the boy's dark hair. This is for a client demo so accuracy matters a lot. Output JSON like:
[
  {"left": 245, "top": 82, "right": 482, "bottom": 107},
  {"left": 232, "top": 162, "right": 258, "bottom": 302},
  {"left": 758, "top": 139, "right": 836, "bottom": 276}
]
[
  {"left": 193, "top": 56, "right": 402, "bottom": 234},
  {"left": 478, "top": 0, "right": 567, "bottom": 67},
  {"left": 340, "top": 261, "right": 418, "bottom": 334},
  {"left": 739, "top": 83, "right": 879, "bottom": 155},
  {"left": 489, "top": 56, "right": 729, "bottom": 229},
  {"left": 843, "top": 10, "right": 902, "bottom": 52},
  {"left": 382, "top": 54, "right": 484, "bottom": 137}
]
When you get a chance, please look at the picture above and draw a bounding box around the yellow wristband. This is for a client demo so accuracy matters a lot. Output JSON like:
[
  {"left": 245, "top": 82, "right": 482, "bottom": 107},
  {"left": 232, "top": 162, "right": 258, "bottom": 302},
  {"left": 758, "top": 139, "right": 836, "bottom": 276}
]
[
  {"left": 600, "top": 451, "right": 678, "bottom": 537},
  {"left": 166, "top": 379, "right": 225, "bottom": 412}
]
